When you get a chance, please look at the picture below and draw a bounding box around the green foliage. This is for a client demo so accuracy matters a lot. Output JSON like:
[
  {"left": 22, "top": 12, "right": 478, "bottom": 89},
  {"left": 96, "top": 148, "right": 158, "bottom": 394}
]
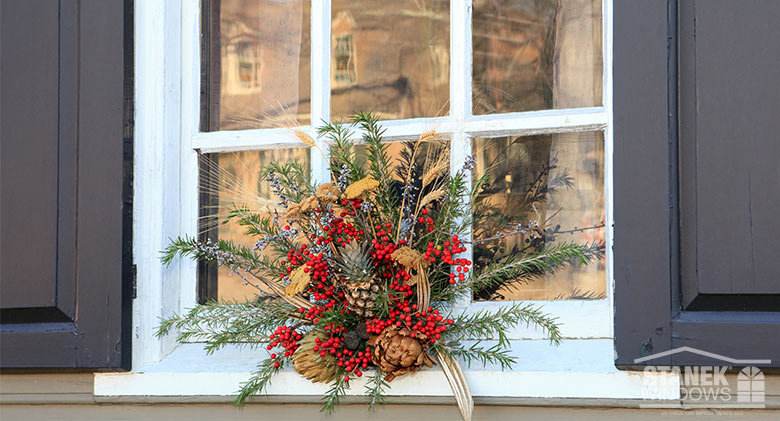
[
  {"left": 444, "top": 302, "right": 562, "bottom": 347},
  {"left": 259, "top": 160, "right": 315, "bottom": 202},
  {"left": 320, "top": 120, "right": 366, "bottom": 184},
  {"left": 155, "top": 299, "right": 298, "bottom": 355},
  {"left": 446, "top": 342, "right": 515, "bottom": 370},
  {"left": 321, "top": 373, "right": 350, "bottom": 414},
  {"left": 162, "top": 236, "right": 261, "bottom": 269},
  {"left": 364, "top": 369, "right": 390, "bottom": 410},
  {"left": 235, "top": 356, "right": 290, "bottom": 406},
  {"left": 223, "top": 205, "right": 296, "bottom": 256},
  {"left": 466, "top": 242, "right": 604, "bottom": 298},
  {"left": 352, "top": 112, "right": 399, "bottom": 223}
]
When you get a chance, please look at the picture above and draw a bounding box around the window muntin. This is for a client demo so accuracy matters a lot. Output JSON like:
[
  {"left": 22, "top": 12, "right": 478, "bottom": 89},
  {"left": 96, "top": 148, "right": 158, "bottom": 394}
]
[{"left": 197, "top": 0, "right": 609, "bottom": 307}]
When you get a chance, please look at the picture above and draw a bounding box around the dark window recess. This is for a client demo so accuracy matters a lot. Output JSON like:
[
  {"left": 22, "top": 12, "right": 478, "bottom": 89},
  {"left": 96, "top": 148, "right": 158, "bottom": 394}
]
[
  {"left": 0, "top": 0, "right": 132, "bottom": 370},
  {"left": 614, "top": 0, "right": 780, "bottom": 370},
  {"left": 198, "top": 0, "right": 221, "bottom": 302}
]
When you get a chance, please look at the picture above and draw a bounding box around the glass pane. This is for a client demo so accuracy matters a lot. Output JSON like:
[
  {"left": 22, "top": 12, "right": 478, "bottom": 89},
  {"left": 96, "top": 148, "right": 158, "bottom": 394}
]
[
  {"left": 472, "top": 0, "right": 603, "bottom": 115},
  {"left": 208, "top": 0, "right": 311, "bottom": 131},
  {"left": 200, "top": 148, "right": 311, "bottom": 302},
  {"left": 331, "top": 0, "right": 450, "bottom": 120},
  {"left": 472, "top": 131, "right": 605, "bottom": 301}
]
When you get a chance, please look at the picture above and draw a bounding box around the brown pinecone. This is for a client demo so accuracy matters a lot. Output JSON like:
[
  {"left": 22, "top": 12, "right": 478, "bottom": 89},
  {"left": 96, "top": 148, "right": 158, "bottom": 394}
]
[
  {"left": 292, "top": 329, "right": 338, "bottom": 383},
  {"left": 334, "top": 241, "right": 381, "bottom": 318},
  {"left": 367, "top": 325, "right": 435, "bottom": 382},
  {"left": 346, "top": 281, "right": 380, "bottom": 318}
]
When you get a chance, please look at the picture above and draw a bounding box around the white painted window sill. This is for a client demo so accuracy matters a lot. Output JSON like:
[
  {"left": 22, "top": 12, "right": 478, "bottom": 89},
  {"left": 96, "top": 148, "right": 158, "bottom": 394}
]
[{"left": 94, "top": 339, "right": 679, "bottom": 403}]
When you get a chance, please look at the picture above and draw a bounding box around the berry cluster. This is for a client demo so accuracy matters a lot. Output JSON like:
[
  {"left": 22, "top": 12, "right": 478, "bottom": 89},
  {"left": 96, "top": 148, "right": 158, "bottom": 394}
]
[
  {"left": 267, "top": 326, "right": 303, "bottom": 367},
  {"left": 336, "top": 198, "right": 364, "bottom": 218},
  {"left": 371, "top": 222, "right": 400, "bottom": 271},
  {"left": 366, "top": 306, "right": 454, "bottom": 343},
  {"left": 417, "top": 234, "right": 472, "bottom": 285},
  {"left": 318, "top": 215, "right": 363, "bottom": 247},
  {"left": 313, "top": 335, "right": 371, "bottom": 380},
  {"left": 417, "top": 208, "right": 437, "bottom": 232}
]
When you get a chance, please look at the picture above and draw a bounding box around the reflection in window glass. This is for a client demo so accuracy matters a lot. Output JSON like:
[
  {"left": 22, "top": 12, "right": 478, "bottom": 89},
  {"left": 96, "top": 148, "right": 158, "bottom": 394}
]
[
  {"left": 472, "top": 132, "right": 605, "bottom": 301},
  {"left": 331, "top": 0, "right": 450, "bottom": 121},
  {"left": 210, "top": 0, "right": 311, "bottom": 131},
  {"left": 472, "top": 0, "right": 603, "bottom": 115},
  {"left": 200, "top": 148, "right": 311, "bottom": 302}
]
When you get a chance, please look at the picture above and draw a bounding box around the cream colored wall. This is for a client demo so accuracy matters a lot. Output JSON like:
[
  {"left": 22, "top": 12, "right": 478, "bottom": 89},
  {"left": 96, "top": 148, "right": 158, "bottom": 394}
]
[{"left": 2, "top": 374, "right": 780, "bottom": 420}]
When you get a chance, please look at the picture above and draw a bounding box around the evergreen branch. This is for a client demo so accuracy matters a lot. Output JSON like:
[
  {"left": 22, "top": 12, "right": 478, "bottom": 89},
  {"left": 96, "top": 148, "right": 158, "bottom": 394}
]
[
  {"left": 444, "top": 302, "right": 562, "bottom": 346},
  {"left": 225, "top": 206, "right": 298, "bottom": 257},
  {"left": 155, "top": 300, "right": 299, "bottom": 354},
  {"left": 352, "top": 112, "right": 399, "bottom": 223},
  {"left": 162, "top": 236, "right": 264, "bottom": 271},
  {"left": 321, "top": 120, "right": 366, "bottom": 184},
  {"left": 321, "top": 373, "right": 350, "bottom": 414},
  {"left": 235, "top": 356, "right": 289, "bottom": 406},
  {"left": 364, "top": 369, "right": 390, "bottom": 410},
  {"left": 259, "top": 160, "right": 315, "bottom": 203},
  {"left": 446, "top": 342, "right": 516, "bottom": 370},
  {"left": 466, "top": 242, "right": 604, "bottom": 296}
]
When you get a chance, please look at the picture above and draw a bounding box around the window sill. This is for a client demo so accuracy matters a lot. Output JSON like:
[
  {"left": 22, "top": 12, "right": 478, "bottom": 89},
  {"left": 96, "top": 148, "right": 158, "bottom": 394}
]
[{"left": 93, "top": 339, "right": 679, "bottom": 403}]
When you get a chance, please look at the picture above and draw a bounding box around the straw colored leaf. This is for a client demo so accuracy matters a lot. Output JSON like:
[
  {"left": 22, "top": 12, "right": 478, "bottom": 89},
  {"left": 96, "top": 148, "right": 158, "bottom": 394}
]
[
  {"left": 436, "top": 350, "right": 473, "bottom": 421},
  {"left": 285, "top": 265, "right": 311, "bottom": 295}
]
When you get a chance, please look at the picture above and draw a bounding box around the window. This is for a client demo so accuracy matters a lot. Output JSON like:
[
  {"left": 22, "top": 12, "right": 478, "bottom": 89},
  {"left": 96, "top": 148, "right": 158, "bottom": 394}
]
[
  {"left": 102, "top": 0, "right": 688, "bottom": 400},
  {"left": 194, "top": 0, "right": 611, "bottom": 328}
]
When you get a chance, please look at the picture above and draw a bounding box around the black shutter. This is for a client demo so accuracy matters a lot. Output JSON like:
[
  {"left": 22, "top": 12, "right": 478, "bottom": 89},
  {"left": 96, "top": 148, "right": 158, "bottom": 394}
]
[
  {"left": 614, "top": 0, "right": 780, "bottom": 369},
  {"left": 0, "top": 0, "right": 131, "bottom": 370}
]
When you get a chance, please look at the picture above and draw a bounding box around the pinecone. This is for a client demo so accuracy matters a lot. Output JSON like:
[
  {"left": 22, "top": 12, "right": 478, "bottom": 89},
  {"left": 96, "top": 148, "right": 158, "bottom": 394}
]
[
  {"left": 367, "top": 325, "right": 435, "bottom": 382},
  {"left": 292, "top": 329, "right": 338, "bottom": 383},
  {"left": 334, "top": 241, "right": 380, "bottom": 318}
]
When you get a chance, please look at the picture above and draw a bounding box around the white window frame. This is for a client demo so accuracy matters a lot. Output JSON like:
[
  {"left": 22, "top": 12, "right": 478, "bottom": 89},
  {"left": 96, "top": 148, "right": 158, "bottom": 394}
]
[{"left": 95, "top": 0, "right": 679, "bottom": 402}]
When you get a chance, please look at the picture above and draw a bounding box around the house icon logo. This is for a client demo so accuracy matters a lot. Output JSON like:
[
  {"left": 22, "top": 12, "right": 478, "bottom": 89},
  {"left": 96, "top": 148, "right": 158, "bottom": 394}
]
[
  {"left": 737, "top": 366, "right": 764, "bottom": 403},
  {"left": 634, "top": 346, "right": 770, "bottom": 409}
]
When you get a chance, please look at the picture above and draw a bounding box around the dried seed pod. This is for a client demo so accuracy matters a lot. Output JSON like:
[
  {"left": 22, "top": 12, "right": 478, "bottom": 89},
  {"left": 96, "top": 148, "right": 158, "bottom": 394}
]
[{"left": 292, "top": 329, "right": 338, "bottom": 383}]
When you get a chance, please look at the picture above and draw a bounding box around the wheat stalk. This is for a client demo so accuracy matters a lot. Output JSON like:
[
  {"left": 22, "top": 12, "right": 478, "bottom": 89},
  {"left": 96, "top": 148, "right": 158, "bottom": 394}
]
[
  {"left": 295, "top": 129, "right": 327, "bottom": 161},
  {"left": 418, "top": 190, "right": 446, "bottom": 209}
]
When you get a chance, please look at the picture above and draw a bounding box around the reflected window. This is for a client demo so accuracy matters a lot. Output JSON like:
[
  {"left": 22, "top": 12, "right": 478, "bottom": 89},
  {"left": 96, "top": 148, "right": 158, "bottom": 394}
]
[
  {"left": 330, "top": 0, "right": 450, "bottom": 120},
  {"left": 472, "top": 0, "right": 603, "bottom": 114},
  {"left": 472, "top": 132, "right": 606, "bottom": 301}
]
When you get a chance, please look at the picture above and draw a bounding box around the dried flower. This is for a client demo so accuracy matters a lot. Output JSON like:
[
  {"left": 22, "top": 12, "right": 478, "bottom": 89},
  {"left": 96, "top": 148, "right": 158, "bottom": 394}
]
[
  {"left": 391, "top": 246, "right": 428, "bottom": 270},
  {"left": 314, "top": 183, "right": 340, "bottom": 204},
  {"left": 299, "top": 196, "right": 319, "bottom": 213},
  {"left": 344, "top": 176, "right": 379, "bottom": 199},
  {"left": 284, "top": 202, "right": 303, "bottom": 220},
  {"left": 367, "top": 325, "right": 435, "bottom": 382}
]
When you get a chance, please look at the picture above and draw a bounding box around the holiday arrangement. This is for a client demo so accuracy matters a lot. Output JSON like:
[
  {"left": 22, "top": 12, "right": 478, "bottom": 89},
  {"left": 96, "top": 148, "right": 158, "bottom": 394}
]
[{"left": 159, "top": 113, "right": 603, "bottom": 420}]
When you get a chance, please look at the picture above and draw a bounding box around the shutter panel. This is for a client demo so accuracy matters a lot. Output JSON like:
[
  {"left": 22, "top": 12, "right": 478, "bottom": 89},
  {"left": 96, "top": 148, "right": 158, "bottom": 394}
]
[
  {"left": 0, "top": 0, "right": 130, "bottom": 370},
  {"left": 614, "top": 0, "right": 780, "bottom": 369}
]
